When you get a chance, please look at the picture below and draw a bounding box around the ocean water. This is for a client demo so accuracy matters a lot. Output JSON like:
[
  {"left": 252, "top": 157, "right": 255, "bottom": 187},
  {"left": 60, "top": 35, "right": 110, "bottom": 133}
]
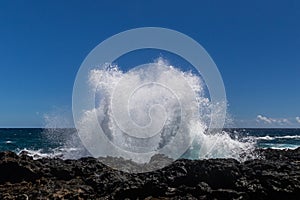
[
  {"left": 227, "top": 128, "right": 300, "bottom": 150},
  {"left": 0, "top": 128, "right": 89, "bottom": 159},
  {"left": 0, "top": 128, "right": 299, "bottom": 160}
]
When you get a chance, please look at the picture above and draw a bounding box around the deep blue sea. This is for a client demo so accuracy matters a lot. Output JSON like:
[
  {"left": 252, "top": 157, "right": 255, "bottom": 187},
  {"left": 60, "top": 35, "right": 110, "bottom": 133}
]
[{"left": 0, "top": 128, "right": 299, "bottom": 159}]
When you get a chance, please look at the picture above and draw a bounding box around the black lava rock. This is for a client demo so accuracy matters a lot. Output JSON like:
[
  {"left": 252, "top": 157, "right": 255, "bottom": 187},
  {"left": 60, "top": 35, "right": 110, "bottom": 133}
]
[{"left": 0, "top": 148, "right": 299, "bottom": 199}]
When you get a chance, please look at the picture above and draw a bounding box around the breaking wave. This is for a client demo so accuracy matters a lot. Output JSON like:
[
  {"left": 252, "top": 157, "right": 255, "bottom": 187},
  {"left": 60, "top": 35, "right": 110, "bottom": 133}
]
[{"left": 75, "top": 58, "right": 255, "bottom": 163}]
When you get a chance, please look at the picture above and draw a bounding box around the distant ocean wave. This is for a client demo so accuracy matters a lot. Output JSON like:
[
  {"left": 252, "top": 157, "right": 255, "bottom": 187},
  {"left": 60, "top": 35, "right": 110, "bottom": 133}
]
[
  {"left": 259, "top": 143, "right": 300, "bottom": 150},
  {"left": 3, "top": 140, "right": 16, "bottom": 144},
  {"left": 254, "top": 135, "right": 300, "bottom": 140},
  {"left": 16, "top": 147, "right": 83, "bottom": 160}
]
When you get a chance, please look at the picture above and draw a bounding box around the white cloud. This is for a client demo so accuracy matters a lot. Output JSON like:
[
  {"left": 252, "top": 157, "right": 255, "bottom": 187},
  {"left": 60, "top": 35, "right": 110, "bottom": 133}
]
[
  {"left": 256, "top": 115, "right": 273, "bottom": 124},
  {"left": 296, "top": 117, "right": 300, "bottom": 124},
  {"left": 256, "top": 115, "right": 290, "bottom": 125}
]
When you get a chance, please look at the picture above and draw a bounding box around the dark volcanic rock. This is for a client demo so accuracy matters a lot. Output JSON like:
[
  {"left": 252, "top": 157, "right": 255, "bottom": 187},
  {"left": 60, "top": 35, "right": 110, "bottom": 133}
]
[
  {"left": 0, "top": 148, "right": 299, "bottom": 199},
  {"left": 0, "top": 151, "right": 39, "bottom": 183}
]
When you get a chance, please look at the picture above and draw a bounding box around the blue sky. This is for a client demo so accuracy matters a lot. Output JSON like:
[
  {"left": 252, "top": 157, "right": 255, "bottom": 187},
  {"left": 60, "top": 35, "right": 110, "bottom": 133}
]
[{"left": 0, "top": 0, "right": 299, "bottom": 128}]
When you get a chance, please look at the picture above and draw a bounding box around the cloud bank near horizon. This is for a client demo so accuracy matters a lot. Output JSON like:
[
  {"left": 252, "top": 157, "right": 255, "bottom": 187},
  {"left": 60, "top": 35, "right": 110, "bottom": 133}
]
[
  {"left": 230, "top": 115, "right": 300, "bottom": 128},
  {"left": 254, "top": 114, "right": 300, "bottom": 127}
]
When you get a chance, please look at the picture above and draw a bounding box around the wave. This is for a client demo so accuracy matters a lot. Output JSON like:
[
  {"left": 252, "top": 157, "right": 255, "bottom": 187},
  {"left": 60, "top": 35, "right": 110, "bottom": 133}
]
[
  {"left": 255, "top": 135, "right": 300, "bottom": 141},
  {"left": 5, "top": 140, "right": 15, "bottom": 144},
  {"left": 75, "top": 58, "right": 255, "bottom": 163},
  {"left": 16, "top": 147, "right": 84, "bottom": 160},
  {"left": 260, "top": 143, "right": 300, "bottom": 150}
]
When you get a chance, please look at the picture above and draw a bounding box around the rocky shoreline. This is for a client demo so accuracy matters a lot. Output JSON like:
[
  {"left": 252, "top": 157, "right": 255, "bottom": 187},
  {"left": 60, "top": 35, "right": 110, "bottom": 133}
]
[{"left": 0, "top": 148, "right": 299, "bottom": 199}]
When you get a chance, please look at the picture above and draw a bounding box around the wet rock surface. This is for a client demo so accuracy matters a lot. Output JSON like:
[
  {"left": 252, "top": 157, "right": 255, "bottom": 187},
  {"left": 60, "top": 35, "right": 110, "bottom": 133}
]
[{"left": 0, "top": 148, "right": 299, "bottom": 199}]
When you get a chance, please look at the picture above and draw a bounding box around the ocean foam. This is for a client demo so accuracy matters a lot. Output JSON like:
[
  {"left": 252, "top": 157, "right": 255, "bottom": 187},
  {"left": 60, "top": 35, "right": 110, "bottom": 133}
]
[{"left": 75, "top": 59, "right": 255, "bottom": 162}]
